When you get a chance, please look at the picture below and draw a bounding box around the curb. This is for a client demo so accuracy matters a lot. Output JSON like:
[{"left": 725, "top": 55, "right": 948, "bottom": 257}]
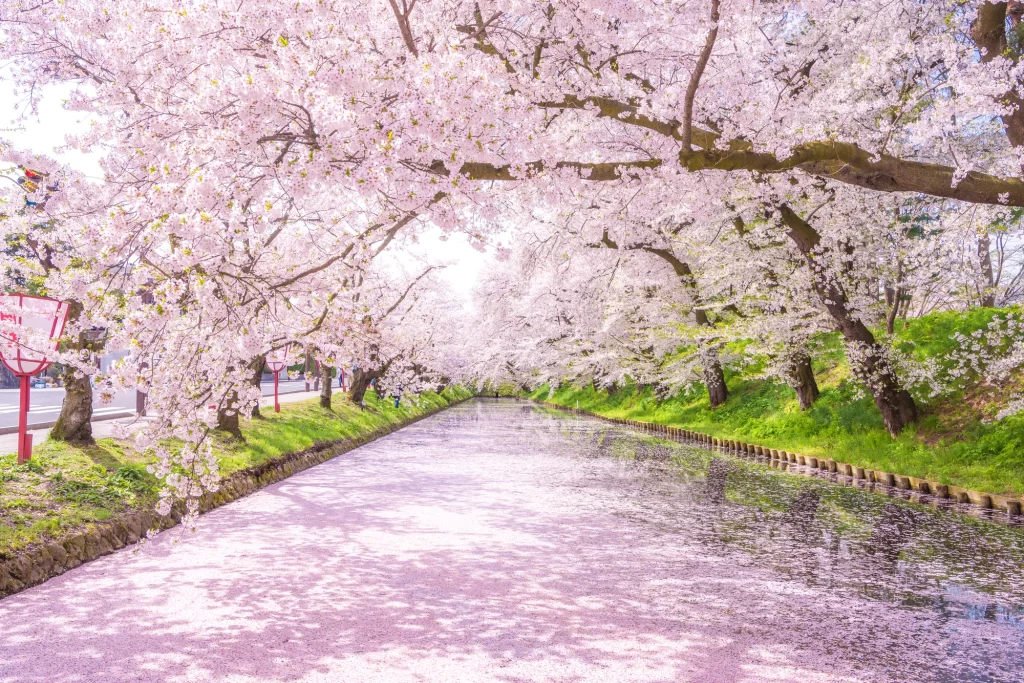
[
  {"left": 0, "top": 390, "right": 320, "bottom": 438},
  {"left": 0, "top": 411, "right": 135, "bottom": 436},
  {"left": 0, "top": 396, "right": 467, "bottom": 600},
  {"left": 535, "top": 400, "right": 1023, "bottom": 519}
]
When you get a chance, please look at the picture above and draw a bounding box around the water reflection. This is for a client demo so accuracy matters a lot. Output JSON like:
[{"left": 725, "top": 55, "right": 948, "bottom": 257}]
[
  {"left": 866, "top": 502, "right": 923, "bottom": 572},
  {"left": 705, "top": 458, "right": 730, "bottom": 504}
]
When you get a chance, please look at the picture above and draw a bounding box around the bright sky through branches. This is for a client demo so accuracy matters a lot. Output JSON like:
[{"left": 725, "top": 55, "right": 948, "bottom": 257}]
[{"left": 0, "top": 74, "right": 489, "bottom": 301}]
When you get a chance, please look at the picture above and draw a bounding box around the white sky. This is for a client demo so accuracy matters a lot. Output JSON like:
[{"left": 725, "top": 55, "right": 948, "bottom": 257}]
[{"left": 0, "top": 72, "right": 491, "bottom": 302}]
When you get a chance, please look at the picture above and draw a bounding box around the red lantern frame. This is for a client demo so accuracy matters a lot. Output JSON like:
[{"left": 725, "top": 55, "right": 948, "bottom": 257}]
[
  {"left": 265, "top": 344, "right": 292, "bottom": 413},
  {"left": 0, "top": 294, "right": 71, "bottom": 464}
]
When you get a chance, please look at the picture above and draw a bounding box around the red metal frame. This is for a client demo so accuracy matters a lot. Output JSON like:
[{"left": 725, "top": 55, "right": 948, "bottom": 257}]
[
  {"left": 265, "top": 347, "right": 290, "bottom": 414},
  {"left": 0, "top": 294, "right": 70, "bottom": 464},
  {"left": 18, "top": 376, "right": 32, "bottom": 465},
  {"left": 273, "top": 370, "right": 281, "bottom": 413}
]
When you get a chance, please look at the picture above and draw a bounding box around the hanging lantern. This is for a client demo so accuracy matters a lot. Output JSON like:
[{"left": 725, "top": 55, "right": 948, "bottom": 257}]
[
  {"left": 265, "top": 343, "right": 292, "bottom": 374},
  {"left": 265, "top": 343, "right": 292, "bottom": 413},
  {"left": 0, "top": 294, "right": 70, "bottom": 376},
  {"left": 0, "top": 293, "right": 71, "bottom": 464}
]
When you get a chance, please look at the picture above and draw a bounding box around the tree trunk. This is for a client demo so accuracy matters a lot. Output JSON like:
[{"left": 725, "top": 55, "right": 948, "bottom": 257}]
[
  {"left": 608, "top": 240, "right": 729, "bottom": 408},
  {"left": 247, "top": 355, "right": 265, "bottom": 418},
  {"left": 51, "top": 300, "right": 101, "bottom": 445},
  {"left": 780, "top": 205, "right": 917, "bottom": 436},
  {"left": 702, "top": 348, "right": 728, "bottom": 408},
  {"left": 50, "top": 368, "right": 95, "bottom": 444},
  {"left": 979, "top": 233, "right": 997, "bottom": 307},
  {"left": 885, "top": 286, "right": 903, "bottom": 335},
  {"left": 320, "top": 367, "right": 333, "bottom": 409},
  {"left": 787, "top": 352, "right": 820, "bottom": 410},
  {"left": 217, "top": 388, "right": 244, "bottom": 439},
  {"left": 348, "top": 368, "right": 377, "bottom": 405},
  {"left": 971, "top": 3, "right": 1024, "bottom": 148},
  {"left": 847, "top": 328, "right": 916, "bottom": 436}
]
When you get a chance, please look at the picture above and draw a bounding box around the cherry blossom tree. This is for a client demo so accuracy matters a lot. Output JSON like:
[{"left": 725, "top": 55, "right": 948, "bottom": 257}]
[{"left": 5, "top": 0, "right": 1024, "bottom": 511}]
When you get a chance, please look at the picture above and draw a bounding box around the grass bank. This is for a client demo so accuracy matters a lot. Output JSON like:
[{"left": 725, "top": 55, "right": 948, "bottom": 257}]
[
  {"left": 531, "top": 310, "right": 1024, "bottom": 498},
  {"left": 0, "top": 387, "right": 470, "bottom": 556}
]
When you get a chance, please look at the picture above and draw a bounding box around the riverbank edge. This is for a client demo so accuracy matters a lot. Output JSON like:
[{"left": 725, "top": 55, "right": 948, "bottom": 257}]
[
  {"left": 532, "top": 398, "right": 1024, "bottom": 519},
  {"left": 0, "top": 395, "right": 469, "bottom": 600}
]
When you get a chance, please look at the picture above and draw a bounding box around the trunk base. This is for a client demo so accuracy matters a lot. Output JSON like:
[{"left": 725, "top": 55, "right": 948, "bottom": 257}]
[
  {"left": 788, "top": 353, "right": 820, "bottom": 411},
  {"left": 217, "top": 391, "right": 244, "bottom": 440},
  {"left": 348, "top": 368, "right": 377, "bottom": 405},
  {"left": 874, "top": 384, "right": 918, "bottom": 437},
  {"left": 248, "top": 356, "right": 265, "bottom": 419},
  {"left": 320, "top": 367, "right": 334, "bottom": 409},
  {"left": 703, "top": 351, "right": 728, "bottom": 408},
  {"left": 50, "top": 370, "right": 94, "bottom": 445}
]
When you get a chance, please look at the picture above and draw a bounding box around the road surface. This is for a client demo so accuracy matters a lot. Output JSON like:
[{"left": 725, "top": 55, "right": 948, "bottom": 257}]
[
  {"left": 0, "top": 378, "right": 321, "bottom": 429},
  {"left": 0, "top": 399, "right": 1021, "bottom": 682}
]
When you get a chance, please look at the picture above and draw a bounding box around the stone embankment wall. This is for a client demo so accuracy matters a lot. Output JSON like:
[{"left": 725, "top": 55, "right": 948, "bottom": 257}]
[
  {"left": 0, "top": 399, "right": 466, "bottom": 600},
  {"left": 539, "top": 401, "right": 1024, "bottom": 519}
]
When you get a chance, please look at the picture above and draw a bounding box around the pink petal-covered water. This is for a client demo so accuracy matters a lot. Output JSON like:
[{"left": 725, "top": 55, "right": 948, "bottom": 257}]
[{"left": 1, "top": 399, "right": 1022, "bottom": 681}]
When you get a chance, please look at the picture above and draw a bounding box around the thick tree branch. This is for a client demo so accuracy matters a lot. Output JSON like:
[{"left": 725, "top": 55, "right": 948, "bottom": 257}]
[
  {"left": 971, "top": 3, "right": 1024, "bottom": 147},
  {"left": 682, "top": 0, "right": 720, "bottom": 152},
  {"left": 380, "top": 266, "right": 436, "bottom": 321},
  {"left": 388, "top": 0, "right": 420, "bottom": 57},
  {"left": 530, "top": 91, "right": 1024, "bottom": 206},
  {"left": 591, "top": 231, "right": 713, "bottom": 326},
  {"left": 430, "top": 140, "right": 1024, "bottom": 207}
]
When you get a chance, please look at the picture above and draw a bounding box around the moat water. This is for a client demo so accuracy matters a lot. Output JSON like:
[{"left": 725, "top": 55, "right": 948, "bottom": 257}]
[{"left": 0, "top": 398, "right": 1021, "bottom": 682}]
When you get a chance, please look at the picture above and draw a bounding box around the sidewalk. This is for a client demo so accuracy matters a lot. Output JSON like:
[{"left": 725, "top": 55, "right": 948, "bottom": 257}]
[{"left": 0, "top": 389, "right": 322, "bottom": 456}]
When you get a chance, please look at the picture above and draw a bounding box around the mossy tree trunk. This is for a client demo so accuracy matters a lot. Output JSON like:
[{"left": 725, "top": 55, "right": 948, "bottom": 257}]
[
  {"left": 51, "top": 300, "right": 103, "bottom": 445},
  {"left": 320, "top": 366, "right": 334, "bottom": 409},
  {"left": 50, "top": 369, "right": 95, "bottom": 444},
  {"left": 218, "top": 356, "right": 270, "bottom": 437},
  {"left": 702, "top": 348, "right": 728, "bottom": 409},
  {"left": 787, "top": 352, "right": 820, "bottom": 411},
  {"left": 216, "top": 394, "right": 243, "bottom": 439},
  {"left": 780, "top": 205, "right": 917, "bottom": 436},
  {"left": 348, "top": 367, "right": 379, "bottom": 405},
  {"left": 247, "top": 355, "right": 265, "bottom": 419}
]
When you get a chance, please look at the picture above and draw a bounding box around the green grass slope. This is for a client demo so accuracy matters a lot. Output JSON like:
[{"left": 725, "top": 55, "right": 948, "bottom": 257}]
[
  {"left": 533, "top": 309, "right": 1024, "bottom": 497},
  {"left": 0, "top": 387, "right": 470, "bottom": 555}
]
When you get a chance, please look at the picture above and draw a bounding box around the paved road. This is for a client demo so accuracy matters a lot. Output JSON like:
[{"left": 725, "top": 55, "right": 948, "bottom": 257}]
[
  {"left": 0, "top": 378, "right": 320, "bottom": 429},
  {"left": 0, "top": 400, "right": 1022, "bottom": 681}
]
